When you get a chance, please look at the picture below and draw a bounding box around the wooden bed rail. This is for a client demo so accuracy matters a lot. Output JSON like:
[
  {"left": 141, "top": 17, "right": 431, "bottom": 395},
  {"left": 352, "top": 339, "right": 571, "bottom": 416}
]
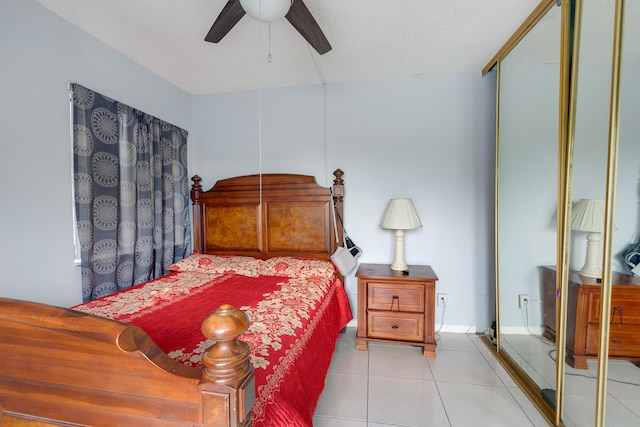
[{"left": 0, "top": 298, "right": 254, "bottom": 426}]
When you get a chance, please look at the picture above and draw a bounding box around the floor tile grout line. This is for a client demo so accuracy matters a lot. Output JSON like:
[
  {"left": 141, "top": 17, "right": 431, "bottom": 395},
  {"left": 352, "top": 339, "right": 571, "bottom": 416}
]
[
  {"left": 468, "top": 335, "right": 542, "bottom": 427},
  {"left": 492, "top": 334, "right": 640, "bottom": 425},
  {"left": 427, "top": 344, "right": 453, "bottom": 427},
  {"left": 366, "top": 341, "right": 370, "bottom": 425},
  {"left": 320, "top": 331, "right": 567, "bottom": 426},
  {"left": 503, "top": 383, "right": 546, "bottom": 427},
  {"left": 471, "top": 334, "right": 526, "bottom": 390}
]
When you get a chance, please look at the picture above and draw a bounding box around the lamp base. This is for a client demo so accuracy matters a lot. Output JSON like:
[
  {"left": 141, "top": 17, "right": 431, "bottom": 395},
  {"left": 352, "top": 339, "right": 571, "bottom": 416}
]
[
  {"left": 578, "top": 267, "right": 601, "bottom": 278},
  {"left": 390, "top": 261, "right": 408, "bottom": 271},
  {"left": 390, "top": 230, "right": 408, "bottom": 271},
  {"left": 579, "top": 232, "right": 601, "bottom": 278}
]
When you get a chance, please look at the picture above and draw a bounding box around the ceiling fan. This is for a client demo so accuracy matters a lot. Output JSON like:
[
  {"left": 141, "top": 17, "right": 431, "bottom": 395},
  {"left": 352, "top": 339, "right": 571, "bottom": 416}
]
[{"left": 205, "top": 0, "right": 332, "bottom": 55}]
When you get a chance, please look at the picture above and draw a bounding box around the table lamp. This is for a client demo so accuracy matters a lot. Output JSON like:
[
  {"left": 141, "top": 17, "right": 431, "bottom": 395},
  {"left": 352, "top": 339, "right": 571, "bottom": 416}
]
[{"left": 380, "top": 198, "right": 422, "bottom": 271}]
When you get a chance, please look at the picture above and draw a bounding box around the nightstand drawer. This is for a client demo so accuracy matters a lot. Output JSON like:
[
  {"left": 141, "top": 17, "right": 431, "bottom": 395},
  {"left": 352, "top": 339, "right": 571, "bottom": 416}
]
[
  {"left": 586, "top": 324, "right": 640, "bottom": 356},
  {"left": 367, "top": 282, "right": 425, "bottom": 313},
  {"left": 367, "top": 311, "right": 424, "bottom": 342},
  {"left": 587, "top": 292, "right": 640, "bottom": 325}
]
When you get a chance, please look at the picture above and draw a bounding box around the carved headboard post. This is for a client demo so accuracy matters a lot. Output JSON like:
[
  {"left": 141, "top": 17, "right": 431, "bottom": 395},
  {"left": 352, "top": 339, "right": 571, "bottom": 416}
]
[
  {"left": 191, "top": 175, "right": 203, "bottom": 253},
  {"left": 332, "top": 169, "right": 345, "bottom": 249}
]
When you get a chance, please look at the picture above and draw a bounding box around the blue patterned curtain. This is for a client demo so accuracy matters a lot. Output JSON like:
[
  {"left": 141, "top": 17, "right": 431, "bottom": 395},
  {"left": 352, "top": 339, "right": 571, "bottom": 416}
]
[{"left": 71, "top": 83, "right": 190, "bottom": 301}]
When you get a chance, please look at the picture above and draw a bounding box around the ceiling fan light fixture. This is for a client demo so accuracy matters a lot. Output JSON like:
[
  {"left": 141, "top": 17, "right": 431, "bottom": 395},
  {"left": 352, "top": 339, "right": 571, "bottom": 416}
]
[{"left": 239, "top": 0, "right": 293, "bottom": 23}]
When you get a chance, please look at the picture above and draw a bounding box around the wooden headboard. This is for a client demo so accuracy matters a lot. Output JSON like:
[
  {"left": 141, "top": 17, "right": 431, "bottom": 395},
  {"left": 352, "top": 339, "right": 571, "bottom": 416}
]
[{"left": 190, "top": 169, "right": 345, "bottom": 260}]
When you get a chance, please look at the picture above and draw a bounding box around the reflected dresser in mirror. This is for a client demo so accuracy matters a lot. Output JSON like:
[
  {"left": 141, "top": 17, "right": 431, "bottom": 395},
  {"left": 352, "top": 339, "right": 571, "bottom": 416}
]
[{"left": 542, "top": 266, "right": 640, "bottom": 369}]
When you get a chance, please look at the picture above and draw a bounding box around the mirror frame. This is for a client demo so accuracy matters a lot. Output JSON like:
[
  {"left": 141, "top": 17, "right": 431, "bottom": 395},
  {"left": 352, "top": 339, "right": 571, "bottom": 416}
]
[{"left": 593, "top": 0, "right": 625, "bottom": 424}]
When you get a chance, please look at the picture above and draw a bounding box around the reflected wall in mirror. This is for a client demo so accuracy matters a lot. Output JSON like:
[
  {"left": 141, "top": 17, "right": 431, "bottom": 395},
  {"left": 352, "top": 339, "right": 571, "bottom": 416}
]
[
  {"left": 560, "top": 1, "right": 614, "bottom": 423},
  {"left": 606, "top": 0, "right": 640, "bottom": 425},
  {"left": 496, "top": 0, "right": 561, "bottom": 407},
  {"left": 615, "top": 0, "right": 640, "bottom": 267}
]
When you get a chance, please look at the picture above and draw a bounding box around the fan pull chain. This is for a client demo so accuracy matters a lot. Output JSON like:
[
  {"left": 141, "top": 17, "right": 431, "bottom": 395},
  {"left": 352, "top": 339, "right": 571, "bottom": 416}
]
[{"left": 268, "top": 23, "right": 273, "bottom": 63}]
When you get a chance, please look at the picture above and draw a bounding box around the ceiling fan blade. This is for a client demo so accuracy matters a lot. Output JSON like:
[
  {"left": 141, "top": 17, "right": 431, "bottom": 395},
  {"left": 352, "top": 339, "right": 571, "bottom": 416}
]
[
  {"left": 286, "top": 0, "right": 332, "bottom": 55},
  {"left": 205, "top": 0, "right": 246, "bottom": 43}
]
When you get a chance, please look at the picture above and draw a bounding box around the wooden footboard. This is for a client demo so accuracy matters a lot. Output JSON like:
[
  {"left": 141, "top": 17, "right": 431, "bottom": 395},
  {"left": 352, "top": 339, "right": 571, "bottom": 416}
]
[
  {"left": 0, "top": 298, "right": 254, "bottom": 427},
  {"left": 1, "top": 169, "right": 347, "bottom": 426}
]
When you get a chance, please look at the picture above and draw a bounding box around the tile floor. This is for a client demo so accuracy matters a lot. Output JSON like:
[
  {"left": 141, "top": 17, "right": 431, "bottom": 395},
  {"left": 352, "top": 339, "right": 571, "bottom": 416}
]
[
  {"left": 313, "top": 328, "right": 550, "bottom": 427},
  {"left": 503, "top": 334, "right": 640, "bottom": 427}
]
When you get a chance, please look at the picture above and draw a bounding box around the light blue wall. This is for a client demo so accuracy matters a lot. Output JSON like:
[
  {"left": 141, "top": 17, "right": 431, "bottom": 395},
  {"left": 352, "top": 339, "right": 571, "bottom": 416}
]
[
  {"left": 0, "top": 0, "right": 191, "bottom": 306},
  {"left": 1, "top": 0, "right": 497, "bottom": 331},
  {"left": 191, "top": 73, "right": 497, "bottom": 331},
  {"left": 497, "top": 63, "right": 559, "bottom": 331}
]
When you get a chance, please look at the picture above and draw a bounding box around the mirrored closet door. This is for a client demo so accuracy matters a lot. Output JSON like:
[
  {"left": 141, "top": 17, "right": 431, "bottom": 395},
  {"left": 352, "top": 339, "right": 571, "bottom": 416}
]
[
  {"left": 487, "top": 0, "right": 640, "bottom": 425},
  {"left": 492, "top": 0, "right": 564, "bottom": 421},
  {"left": 561, "top": 0, "right": 614, "bottom": 425},
  {"left": 603, "top": 1, "right": 640, "bottom": 425}
]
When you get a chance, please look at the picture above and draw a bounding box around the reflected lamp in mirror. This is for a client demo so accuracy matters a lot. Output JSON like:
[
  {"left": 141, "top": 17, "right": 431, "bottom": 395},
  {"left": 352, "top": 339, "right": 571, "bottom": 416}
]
[
  {"left": 571, "top": 199, "right": 605, "bottom": 278},
  {"left": 239, "top": 0, "right": 293, "bottom": 22},
  {"left": 380, "top": 198, "right": 422, "bottom": 271}
]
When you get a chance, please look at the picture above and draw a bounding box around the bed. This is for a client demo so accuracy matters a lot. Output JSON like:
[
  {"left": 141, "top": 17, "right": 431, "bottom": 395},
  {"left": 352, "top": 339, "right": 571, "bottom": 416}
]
[{"left": 0, "top": 169, "right": 352, "bottom": 427}]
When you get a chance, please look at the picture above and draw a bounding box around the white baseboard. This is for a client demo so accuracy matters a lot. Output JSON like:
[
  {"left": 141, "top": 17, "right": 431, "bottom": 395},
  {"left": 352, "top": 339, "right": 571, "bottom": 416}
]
[
  {"left": 500, "top": 326, "right": 545, "bottom": 335},
  {"left": 435, "top": 325, "right": 477, "bottom": 334}
]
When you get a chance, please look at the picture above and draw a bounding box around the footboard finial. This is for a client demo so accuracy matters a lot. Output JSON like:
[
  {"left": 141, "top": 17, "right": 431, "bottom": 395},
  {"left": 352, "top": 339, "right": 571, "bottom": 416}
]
[{"left": 200, "top": 304, "right": 252, "bottom": 386}]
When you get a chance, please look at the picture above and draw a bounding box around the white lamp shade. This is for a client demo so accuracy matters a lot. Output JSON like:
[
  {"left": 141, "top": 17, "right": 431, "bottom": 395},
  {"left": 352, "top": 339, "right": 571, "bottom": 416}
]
[
  {"left": 571, "top": 199, "right": 604, "bottom": 232},
  {"left": 239, "top": 0, "right": 292, "bottom": 22},
  {"left": 380, "top": 199, "right": 422, "bottom": 230}
]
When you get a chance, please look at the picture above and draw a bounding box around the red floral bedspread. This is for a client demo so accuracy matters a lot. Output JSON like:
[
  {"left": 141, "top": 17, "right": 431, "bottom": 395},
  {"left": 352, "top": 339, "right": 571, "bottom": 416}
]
[{"left": 73, "top": 260, "right": 352, "bottom": 427}]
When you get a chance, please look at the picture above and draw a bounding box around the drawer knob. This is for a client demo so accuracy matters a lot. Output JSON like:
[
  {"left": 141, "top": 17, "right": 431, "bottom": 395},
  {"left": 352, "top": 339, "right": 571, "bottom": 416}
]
[
  {"left": 392, "top": 324, "right": 399, "bottom": 329},
  {"left": 613, "top": 339, "right": 622, "bottom": 344}
]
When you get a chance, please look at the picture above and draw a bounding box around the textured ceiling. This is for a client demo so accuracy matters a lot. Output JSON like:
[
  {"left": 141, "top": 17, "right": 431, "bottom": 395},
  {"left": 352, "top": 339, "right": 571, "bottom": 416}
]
[{"left": 35, "top": 0, "right": 541, "bottom": 95}]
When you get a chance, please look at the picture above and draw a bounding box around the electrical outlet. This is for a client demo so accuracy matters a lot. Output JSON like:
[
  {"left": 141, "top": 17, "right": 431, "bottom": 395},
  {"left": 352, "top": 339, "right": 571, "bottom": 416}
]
[
  {"left": 518, "top": 294, "right": 529, "bottom": 308},
  {"left": 437, "top": 293, "right": 447, "bottom": 306}
]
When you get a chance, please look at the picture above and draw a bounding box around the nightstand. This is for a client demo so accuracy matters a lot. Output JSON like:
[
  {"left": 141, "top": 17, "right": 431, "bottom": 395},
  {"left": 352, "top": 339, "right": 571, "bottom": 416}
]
[
  {"left": 355, "top": 263, "right": 438, "bottom": 357},
  {"left": 542, "top": 266, "right": 640, "bottom": 369}
]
